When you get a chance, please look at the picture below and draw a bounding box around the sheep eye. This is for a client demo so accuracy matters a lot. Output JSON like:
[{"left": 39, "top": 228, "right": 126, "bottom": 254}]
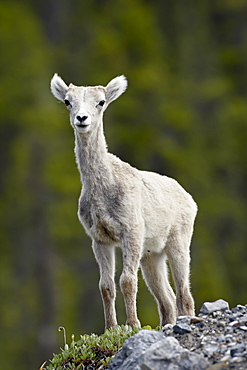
[
  {"left": 98, "top": 100, "right": 105, "bottom": 107},
  {"left": 64, "top": 99, "right": 71, "bottom": 107}
]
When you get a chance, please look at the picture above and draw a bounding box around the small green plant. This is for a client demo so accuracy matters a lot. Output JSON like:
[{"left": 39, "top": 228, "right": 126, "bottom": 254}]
[
  {"left": 58, "top": 326, "right": 69, "bottom": 351},
  {"left": 43, "top": 325, "right": 155, "bottom": 370}
]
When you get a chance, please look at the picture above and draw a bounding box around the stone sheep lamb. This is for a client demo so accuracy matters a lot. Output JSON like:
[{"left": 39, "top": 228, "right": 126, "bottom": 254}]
[{"left": 50, "top": 74, "right": 197, "bottom": 330}]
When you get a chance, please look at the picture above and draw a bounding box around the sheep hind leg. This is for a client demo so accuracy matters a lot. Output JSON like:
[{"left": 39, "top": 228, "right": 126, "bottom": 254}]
[
  {"left": 166, "top": 229, "right": 195, "bottom": 317},
  {"left": 140, "top": 251, "right": 177, "bottom": 326}
]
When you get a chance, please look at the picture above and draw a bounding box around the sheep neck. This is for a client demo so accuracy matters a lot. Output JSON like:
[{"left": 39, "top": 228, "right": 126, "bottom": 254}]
[{"left": 74, "top": 122, "right": 113, "bottom": 192}]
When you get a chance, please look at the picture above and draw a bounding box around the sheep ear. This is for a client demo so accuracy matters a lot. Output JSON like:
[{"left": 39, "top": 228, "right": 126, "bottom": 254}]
[
  {"left": 105, "top": 75, "right": 128, "bottom": 105},
  {"left": 50, "top": 73, "right": 68, "bottom": 101}
]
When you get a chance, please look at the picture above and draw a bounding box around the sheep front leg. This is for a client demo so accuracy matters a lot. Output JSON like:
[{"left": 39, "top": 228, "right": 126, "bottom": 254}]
[
  {"left": 92, "top": 241, "right": 117, "bottom": 330},
  {"left": 120, "top": 235, "right": 142, "bottom": 328}
]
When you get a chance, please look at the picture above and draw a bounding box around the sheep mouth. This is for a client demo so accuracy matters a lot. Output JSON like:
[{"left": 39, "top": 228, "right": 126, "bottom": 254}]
[
  {"left": 77, "top": 124, "right": 88, "bottom": 127},
  {"left": 75, "top": 123, "right": 89, "bottom": 128}
]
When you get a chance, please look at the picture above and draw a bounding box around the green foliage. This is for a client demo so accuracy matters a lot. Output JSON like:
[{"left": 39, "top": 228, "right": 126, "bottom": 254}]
[{"left": 44, "top": 325, "right": 154, "bottom": 370}]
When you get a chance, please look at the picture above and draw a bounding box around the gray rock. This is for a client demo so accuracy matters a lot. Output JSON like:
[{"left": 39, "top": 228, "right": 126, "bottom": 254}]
[
  {"left": 239, "top": 325, "right": 247, "bottom": 331},
  {"left": 176, "top": 315, "right": 192, "bottom": 325},
  {"left": 142, "top": 336, "right": 208, "bottom": 370},
  {"left": 239, "top": 316, "right": 247, "bottom": 323},
  {"left": 109, "top": 301, "right": 247, "bottom": 370},
  {"left": 108, "top": 330, "right": 164, "bottom": 370},
  {"left": 202, "top": 342, "right": 218, "bottom": 356},
  {"left": 200, "top": 299, "right": 229, "bottom": 314},
  {"left": 162, "top": 323, "right": 173, "bottom": 335},
  {"left": 109, "top": 330, "right": 208, "bottom": 370},
  {"left": 217, "top": 334, "right": 226, "bottom": 342},
  {"left": 173, "top": 323, "right": 192, "bottom": 334},
  {"left": 237, "top": 304, "right": 246, "bottom": 310},
  {"left": 230, "top": 343, "right": 246, "bottom": 357}
]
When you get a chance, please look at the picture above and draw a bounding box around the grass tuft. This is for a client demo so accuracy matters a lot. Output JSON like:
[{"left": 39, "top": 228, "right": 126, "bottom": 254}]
[{"left": 42, "top": 325, "right": 155, "bottom": 369}]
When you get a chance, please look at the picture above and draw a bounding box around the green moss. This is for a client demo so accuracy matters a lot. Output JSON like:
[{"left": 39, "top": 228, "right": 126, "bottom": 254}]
[{"left": 43, "top": 325, "right": 155, "bottom": 369}]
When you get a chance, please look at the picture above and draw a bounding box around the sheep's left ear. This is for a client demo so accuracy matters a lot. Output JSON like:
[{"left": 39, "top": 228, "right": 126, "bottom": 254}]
[
  {"left": 105, "top": 75, "right": 128, "bottom": 106},
  {"left": 50, "top": 73, "right": 68, "bottom": 101}
]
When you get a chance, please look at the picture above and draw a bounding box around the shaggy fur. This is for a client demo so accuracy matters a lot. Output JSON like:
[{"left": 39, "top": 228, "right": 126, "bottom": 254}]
[{"left": 50, "top": 74, "right": 197, "bottom": 329}]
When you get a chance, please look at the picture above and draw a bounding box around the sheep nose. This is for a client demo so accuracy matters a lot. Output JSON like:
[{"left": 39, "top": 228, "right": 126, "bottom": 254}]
[{"left": 77, "top": 115, "right": 88, "bottom": 122}]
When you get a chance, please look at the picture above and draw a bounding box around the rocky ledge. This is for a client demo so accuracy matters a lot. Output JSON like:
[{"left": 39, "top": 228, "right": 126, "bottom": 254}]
[{"left": 109, "top": 299, "right": 247, "bottom": 369}]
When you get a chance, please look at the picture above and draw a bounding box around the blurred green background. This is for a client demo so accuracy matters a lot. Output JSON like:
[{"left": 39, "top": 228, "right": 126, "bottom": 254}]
[{"left": 0, "top": 0, "right": 247, "bottom": 368}]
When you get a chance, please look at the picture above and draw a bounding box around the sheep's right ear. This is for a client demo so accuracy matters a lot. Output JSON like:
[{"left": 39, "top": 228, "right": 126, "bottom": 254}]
[{"left": 50, "top": 73, "right": 68, "bottom": 101}]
